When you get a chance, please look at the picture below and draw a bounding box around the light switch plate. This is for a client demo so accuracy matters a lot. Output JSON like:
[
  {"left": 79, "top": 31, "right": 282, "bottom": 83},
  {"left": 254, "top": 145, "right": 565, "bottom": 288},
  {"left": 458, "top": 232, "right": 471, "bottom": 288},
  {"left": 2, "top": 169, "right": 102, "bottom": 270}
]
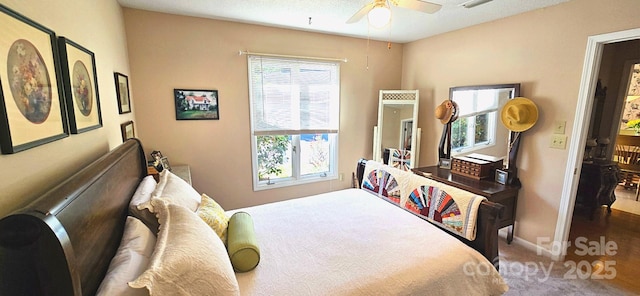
[
  {"left": 550, "top": 135, "right": 567, "bottom": 149},
  {"left": 553, "top": 120, "right": 566, "bottom": 134}
]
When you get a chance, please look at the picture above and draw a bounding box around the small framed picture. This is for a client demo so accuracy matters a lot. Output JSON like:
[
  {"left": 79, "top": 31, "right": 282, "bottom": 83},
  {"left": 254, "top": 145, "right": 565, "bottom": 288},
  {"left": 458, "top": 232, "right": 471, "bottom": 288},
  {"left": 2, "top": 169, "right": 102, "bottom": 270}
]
[
  {"left": 160, "top": 157, "right": 171, "bottom": 171},
  {"left": 120, "top": 120, "right": 134, "bottom": 141},
  {"left": 174, "top": 89, "right": 219, "bottom": 120},
  {"left": 114, "top": 72, "right": 131, "bottom": 114},
  {"left": 150, "top": 150, "right": 163, "bottom": 161},
  {"left": 495, "top": 169, "right": 509, "bottom": 185},
  {"left": 439, "top": 158, "right": 451, "bottom": 169}
]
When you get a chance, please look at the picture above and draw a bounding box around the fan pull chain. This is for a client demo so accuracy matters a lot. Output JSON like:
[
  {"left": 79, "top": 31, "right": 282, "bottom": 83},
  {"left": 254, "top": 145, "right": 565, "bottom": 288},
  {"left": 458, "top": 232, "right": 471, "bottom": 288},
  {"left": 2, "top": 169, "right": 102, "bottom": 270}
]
[
  {"left": 387, "top": 11, "right": 392, "bottom": 50},
  {"left": 366, "top": 25, "right": 370, "bottom": 70}
]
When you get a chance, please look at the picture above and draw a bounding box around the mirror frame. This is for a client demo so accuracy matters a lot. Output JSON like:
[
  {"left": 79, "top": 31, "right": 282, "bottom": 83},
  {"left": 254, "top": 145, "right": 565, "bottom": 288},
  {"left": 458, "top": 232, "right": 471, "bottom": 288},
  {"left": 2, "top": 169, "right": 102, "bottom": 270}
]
[
  {"left": 373, "top": 90, "right": 420, "bottom": 169},
  {"left": 448, "top": 83, "right": 520, "bottom": 158}
]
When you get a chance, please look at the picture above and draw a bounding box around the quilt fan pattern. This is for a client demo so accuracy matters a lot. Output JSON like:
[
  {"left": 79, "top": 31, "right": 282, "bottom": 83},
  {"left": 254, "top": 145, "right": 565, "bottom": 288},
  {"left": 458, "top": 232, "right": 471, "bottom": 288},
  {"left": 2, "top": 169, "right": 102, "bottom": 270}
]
[{"left": 362, "top": 160, "right": 485, "bottom": 240}]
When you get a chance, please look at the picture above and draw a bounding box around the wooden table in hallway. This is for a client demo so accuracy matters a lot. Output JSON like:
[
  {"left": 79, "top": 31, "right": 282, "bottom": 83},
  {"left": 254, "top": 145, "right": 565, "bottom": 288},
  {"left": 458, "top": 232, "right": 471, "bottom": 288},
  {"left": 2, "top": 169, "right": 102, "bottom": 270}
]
[{"left": 575, "top": 160, "right": 619, "bottom": 219}]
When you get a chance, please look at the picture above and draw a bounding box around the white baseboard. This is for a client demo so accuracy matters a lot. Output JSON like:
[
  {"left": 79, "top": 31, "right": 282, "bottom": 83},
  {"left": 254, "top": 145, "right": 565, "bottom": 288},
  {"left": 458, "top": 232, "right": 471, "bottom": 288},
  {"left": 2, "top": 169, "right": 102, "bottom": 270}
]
[{"left": 498, "top": 229, "right": 557, "bottom": 260}]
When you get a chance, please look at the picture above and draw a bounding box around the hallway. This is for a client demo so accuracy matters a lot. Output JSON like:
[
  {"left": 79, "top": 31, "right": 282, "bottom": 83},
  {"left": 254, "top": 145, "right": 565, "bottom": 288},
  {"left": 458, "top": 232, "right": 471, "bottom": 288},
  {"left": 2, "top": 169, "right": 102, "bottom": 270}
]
[{"left": 568, "top": 188, "right": 640, "bottom": 293}]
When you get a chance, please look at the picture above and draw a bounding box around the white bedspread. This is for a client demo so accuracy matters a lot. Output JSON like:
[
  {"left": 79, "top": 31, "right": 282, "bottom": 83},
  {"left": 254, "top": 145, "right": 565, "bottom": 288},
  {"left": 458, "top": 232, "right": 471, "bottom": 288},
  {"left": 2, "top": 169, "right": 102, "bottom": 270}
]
[{"left": 229, "top": 188, "right": 507, "bottom": 296}]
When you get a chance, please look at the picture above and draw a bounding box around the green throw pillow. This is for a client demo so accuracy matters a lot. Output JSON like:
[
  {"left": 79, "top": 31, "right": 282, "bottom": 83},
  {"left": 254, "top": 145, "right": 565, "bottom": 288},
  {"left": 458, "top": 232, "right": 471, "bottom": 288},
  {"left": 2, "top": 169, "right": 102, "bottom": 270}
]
[{"left": 226, "top": 212, "right": 260, "bottom": 272}]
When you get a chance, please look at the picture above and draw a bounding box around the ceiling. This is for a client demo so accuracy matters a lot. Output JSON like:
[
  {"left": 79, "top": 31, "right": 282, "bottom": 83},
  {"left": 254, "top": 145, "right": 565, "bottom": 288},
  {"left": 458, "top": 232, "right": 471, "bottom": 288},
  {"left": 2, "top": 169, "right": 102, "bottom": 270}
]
[{"left": 117, "top": 0, "right": 570, "bottom": 43}]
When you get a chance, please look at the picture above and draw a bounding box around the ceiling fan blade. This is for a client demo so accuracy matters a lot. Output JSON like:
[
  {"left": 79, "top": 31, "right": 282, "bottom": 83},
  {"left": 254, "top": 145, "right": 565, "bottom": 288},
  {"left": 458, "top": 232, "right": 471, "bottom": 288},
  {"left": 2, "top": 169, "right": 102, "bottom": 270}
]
[
  {"left": 395, "top": 0, "right": 442, "bottom": 14},
  {"left": 346, "top": 2, "right": 376, "bottom": 24}
]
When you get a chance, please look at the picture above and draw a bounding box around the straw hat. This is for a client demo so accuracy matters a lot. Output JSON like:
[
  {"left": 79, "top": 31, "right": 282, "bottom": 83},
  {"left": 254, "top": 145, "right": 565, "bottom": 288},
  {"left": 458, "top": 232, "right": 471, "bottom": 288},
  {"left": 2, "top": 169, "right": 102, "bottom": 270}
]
[
  {"left": 435, "top": 100, "right": 459, "bottom": 124},
  {"left": 500, "top": 97, "right": 539, "bottom": 132}
]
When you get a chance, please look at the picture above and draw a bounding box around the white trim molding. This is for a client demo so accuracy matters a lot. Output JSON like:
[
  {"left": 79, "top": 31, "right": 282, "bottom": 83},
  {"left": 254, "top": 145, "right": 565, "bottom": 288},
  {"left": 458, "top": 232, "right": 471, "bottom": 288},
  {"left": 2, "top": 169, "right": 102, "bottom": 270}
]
[{"left": 553, "top": 28, "right": 640, "bottom": 261}]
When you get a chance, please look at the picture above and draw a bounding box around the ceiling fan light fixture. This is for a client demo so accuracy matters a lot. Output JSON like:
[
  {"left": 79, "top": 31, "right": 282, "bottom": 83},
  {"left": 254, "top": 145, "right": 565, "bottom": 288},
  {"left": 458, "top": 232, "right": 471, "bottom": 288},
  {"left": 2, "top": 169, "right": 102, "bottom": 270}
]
[{"left": 368, "top": 5, "right": 391, "bottom": 28}]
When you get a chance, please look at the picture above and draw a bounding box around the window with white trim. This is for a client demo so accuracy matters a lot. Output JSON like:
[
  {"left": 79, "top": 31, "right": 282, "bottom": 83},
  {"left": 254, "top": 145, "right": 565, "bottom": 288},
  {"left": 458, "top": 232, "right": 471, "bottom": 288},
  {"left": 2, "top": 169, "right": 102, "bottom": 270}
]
[
  {"left": 451, "top": 89, "right": 500, "bottom": 153},
  {"left": 248, "top": 55, "right": 339, "bottom": 190}
]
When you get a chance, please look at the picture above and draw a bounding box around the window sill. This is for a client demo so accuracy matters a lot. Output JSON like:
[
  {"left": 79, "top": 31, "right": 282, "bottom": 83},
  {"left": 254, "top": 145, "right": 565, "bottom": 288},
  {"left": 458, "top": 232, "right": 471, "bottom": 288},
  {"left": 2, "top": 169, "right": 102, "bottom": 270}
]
[
  {"left": 253, "top": 175, "right": 338, "bottom": 191},
  {"left": 452, "top": 143, "right": 496, "bottom": 156}
]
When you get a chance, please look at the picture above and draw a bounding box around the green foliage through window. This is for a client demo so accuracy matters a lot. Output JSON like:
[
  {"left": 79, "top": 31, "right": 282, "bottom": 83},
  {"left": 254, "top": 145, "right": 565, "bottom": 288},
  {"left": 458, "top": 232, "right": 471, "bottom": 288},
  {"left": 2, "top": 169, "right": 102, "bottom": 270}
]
[{"left": 256, "top": 135, "right": 290, "bottom": 180}]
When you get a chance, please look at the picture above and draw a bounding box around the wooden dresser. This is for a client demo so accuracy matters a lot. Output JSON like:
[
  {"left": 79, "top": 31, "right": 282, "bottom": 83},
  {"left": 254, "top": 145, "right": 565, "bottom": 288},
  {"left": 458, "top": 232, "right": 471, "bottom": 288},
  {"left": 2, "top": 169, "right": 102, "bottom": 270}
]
[{"left": 413, "top": 165, "right": 521, "bottom": 243}]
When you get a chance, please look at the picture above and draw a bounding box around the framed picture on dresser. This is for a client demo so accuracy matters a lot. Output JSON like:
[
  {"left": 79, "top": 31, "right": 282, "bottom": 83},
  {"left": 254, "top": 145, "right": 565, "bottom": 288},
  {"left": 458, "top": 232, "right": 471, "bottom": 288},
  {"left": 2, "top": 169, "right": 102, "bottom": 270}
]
[{"left": 495, "top": 169, "right": 509, "bottom": 185}]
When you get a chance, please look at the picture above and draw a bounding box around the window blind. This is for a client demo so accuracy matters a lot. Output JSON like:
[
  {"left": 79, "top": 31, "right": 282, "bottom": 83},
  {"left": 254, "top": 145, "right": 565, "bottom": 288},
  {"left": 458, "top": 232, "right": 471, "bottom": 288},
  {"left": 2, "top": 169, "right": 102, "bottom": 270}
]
[
  {"left": 455, "top": 89, "right": 499, "bottom": 117},
  {"left": 248, "top": 55, "right": 340, "bottom": 136}
]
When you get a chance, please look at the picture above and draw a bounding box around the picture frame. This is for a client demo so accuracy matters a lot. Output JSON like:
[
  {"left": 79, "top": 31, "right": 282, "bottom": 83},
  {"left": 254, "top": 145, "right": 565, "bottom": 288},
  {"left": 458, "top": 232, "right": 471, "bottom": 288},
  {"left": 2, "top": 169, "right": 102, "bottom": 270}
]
[
  {"left": 495, "top": 169, "right": 509, "bottom": 185},
  {"left": 120, "top": 120, "right": 134, "bottom": 141},
  {"left": 0, "top": 4, "right": 69, "bottom": 154},
  {"left": 150, "top": 150, "right": 163, "bottom": 161},
  {"left": 439, "top": 158, "right": 452, "bottom": 169},
  {"left": 57, "top": 37, "right": 102, "bottom": 133},
  {"left": 160, "top": 156, "right": 171, "bottom": 172},
  {"left": 174, "top": 89, "right": 219, "bottom": 120},
  {"left": 114, "top": 72, "right": 131, "bottom": 114}
]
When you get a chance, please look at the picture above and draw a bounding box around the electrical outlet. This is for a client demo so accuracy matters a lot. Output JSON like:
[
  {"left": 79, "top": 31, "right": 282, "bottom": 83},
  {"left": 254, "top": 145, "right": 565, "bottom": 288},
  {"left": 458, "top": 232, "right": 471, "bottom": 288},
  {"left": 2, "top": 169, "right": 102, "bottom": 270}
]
[
  {"left": 550, "top": 135, "right": 567, "bottom": 149},
  {"left": 339, "top": 173, "right": 343, "bottom": 181},
  {"left": 553, "top": 120, "right": 566, "bottom": 134}
]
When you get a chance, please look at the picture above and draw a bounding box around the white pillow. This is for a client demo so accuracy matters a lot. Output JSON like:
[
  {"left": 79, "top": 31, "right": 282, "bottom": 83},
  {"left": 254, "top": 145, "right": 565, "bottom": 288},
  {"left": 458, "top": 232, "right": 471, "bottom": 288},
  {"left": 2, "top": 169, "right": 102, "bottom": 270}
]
[
  {"left": 128, "top": 176, "right": 159, "bottom": 233},
  {"left": 140, "top": 170, "right": 201, "bottom": 213},
  {"left": 129, "top": 199, "right": 240, "bottom": 296},
  {"left": 130, "top": 175, "right": 157, "bottom": 207},
  {"left": 96, "top": 217, "right": 156, "bottom": 296}
]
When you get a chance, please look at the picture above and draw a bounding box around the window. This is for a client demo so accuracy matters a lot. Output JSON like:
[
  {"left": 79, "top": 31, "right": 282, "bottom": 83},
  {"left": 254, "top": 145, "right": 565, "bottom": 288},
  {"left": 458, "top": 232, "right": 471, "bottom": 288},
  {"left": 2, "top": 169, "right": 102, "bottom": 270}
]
[
  {"left": 248, "top": 55, "right": 339, "bottom": 190},
  {"left": 451, "top": 89, "right": 503, "bottom": 153}
]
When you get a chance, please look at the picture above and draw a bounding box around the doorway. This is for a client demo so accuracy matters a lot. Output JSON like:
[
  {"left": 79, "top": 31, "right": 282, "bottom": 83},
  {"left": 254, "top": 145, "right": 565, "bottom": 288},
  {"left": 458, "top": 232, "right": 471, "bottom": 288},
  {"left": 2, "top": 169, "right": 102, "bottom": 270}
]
[
  {"left": 611, "top": 60, "right": 640, "bottom": 215},
  {"left": 554, "top": 28, "right": 640, "bottom": 260},
  {"left": 400, "top": 119, "right": 413, "bottom": 150},
  {"left": 554, "top": 28, "right": 640, "bottom": 292}
]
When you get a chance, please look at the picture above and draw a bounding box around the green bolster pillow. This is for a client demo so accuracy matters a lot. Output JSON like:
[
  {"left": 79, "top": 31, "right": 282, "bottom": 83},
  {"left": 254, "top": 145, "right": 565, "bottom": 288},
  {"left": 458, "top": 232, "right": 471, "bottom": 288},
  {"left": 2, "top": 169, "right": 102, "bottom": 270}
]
[{"left": 226, "top": 211, "right": 260, "bottom": 272}]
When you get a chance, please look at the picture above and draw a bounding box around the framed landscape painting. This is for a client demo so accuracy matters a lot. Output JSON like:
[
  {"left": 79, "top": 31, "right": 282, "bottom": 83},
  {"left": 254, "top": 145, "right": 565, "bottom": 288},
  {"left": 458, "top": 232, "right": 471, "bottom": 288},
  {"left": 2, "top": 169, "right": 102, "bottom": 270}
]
[
  {"left": 58, "top": 37, "right": 102, "bottom": 134},
  {"left": 0, "top": 4, "right": 68, "bottom": 154},
  {"left": 174, "top": 89, "right": 219, "bottom": 120}
]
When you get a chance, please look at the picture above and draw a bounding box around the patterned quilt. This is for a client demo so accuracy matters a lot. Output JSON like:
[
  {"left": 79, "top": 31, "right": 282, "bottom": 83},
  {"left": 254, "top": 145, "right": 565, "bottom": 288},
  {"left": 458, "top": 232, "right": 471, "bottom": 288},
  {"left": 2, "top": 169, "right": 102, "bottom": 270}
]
[{"left": 361, "top": 160, "right": 486, "bottom": 241}]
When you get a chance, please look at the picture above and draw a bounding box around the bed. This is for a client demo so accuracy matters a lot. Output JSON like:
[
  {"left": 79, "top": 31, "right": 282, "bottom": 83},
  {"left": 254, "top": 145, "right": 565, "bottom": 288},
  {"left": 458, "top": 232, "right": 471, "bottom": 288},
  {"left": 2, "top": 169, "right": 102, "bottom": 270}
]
[{"left": 0, "top": 139, "right": 507, "bottom": 295}]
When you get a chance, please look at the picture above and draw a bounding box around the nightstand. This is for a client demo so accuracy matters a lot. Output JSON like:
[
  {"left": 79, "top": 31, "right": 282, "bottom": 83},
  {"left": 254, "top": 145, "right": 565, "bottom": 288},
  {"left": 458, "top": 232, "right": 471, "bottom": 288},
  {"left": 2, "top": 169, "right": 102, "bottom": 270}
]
[
  {"left": 171, "top": 165, "right": 192, "bottom": 185},
  {"left": 147, "top": 165, "right": 192, "bottom": 185},
  {"left": 147, "top": 166, "right": 160, "bottom": 182}
]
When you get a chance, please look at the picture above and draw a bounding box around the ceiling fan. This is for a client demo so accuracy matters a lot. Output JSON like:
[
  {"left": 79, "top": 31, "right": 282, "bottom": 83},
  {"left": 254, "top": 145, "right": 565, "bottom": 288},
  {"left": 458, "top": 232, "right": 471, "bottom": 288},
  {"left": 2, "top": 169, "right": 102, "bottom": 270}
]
[{"left": 346, "top": 0, "right": 442, "bottom": 28}]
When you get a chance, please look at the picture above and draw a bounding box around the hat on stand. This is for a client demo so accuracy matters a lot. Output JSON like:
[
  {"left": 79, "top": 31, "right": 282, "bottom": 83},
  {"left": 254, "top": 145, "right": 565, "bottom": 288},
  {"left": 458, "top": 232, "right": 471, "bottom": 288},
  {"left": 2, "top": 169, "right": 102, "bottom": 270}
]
[
  {"left": 500, "top": 97, "right": 538, "bottom": 132},
  {"left": 435, "top": 100, "right": 459, "bottom": 124}
]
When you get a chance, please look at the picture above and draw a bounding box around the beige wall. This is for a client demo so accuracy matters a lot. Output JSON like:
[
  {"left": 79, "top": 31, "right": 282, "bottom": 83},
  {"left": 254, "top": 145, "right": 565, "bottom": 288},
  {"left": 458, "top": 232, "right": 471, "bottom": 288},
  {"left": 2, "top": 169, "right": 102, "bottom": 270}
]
[
  {"left": 122, "top": 9, "right": 403, "bottom": 210},
  {"left": 3, "top": 0, "right": 638, "bottom": 250},
  {"left": 0, "top": 0, "right": 134, "bottom": 217},
  {"left": 402, "top": 0, "right": 640, "bottom": 247}
]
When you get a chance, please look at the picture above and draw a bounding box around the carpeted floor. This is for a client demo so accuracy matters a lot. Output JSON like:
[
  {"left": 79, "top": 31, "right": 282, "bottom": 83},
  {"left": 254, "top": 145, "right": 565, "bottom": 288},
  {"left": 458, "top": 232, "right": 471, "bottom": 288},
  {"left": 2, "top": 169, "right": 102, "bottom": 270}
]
[{"left": 497, "top": 240, "right": 635, "bottom": 296}]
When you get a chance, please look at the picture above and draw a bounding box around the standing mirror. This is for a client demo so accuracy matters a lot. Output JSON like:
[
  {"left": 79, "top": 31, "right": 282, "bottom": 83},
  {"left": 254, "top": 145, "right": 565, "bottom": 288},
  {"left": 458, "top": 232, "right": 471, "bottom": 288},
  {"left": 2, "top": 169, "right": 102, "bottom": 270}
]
[
  {"left": 449, "top": 84, "right": 520, "bottom": 161},
  {"left": 373, "top": 90, "right": 420, "bottom": 170}
]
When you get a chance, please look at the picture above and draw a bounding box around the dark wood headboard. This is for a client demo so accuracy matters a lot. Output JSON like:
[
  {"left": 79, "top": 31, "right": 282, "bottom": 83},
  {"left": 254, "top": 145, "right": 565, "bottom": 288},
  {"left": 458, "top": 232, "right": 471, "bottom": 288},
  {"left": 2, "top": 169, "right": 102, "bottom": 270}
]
[
  {"left": 356, "top": 159, "right": 504, "bottom": 267},
  {"left": 0, "top": 139, "right": 147, "bottom": 296}
]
